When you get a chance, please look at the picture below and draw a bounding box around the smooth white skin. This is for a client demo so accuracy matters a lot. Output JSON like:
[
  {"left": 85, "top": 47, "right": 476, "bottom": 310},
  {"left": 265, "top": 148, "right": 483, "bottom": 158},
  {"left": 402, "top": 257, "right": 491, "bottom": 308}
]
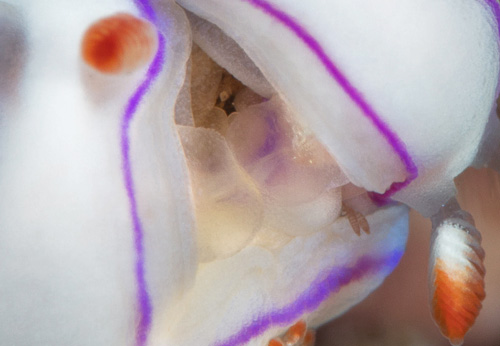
[
  {"left": 0, "top": 0, "right": 196, "bottom": 344},
  {"left": 0, "top": 0, "right": 497, "bottom": 345}
]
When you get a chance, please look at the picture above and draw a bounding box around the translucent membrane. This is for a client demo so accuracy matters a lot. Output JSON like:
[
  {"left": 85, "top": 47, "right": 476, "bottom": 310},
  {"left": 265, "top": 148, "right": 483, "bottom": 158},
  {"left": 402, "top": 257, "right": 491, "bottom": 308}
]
[
  {"left": 194, "top": 107, "right": 229, "bottom": 135},
  {"left": 225, "top": 97, "right": 347, "bottom": 235},
  {"left": 183, "top": 44, "right": 354, "bottom": 249},
  {"left": 263, "top": 187, "right": 342, "bottom": 236},
  {"left": 225, "top": 98, "right": 349, "bottom": 199},
  {"left": 233, "top": 87, "right": 265, "bottom": 112},
  {"left": 178, "top": 126, "right": 263, "bottom": 262},
  {"left": 190, "top": 44, "right": 223, "bottom": 122}
]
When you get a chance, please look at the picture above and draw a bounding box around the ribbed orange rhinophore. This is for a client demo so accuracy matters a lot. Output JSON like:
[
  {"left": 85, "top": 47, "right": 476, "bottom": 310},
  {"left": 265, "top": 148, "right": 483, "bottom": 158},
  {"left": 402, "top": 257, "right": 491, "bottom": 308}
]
[
  {"left": 429, "top": 214, "right": 486, "bottom": 346},
  {"left": 81, "top": 13, "right": 157, "bottom": 74},
  {"left": 431, "top": 261, "right": 485, "bottom": 346}
]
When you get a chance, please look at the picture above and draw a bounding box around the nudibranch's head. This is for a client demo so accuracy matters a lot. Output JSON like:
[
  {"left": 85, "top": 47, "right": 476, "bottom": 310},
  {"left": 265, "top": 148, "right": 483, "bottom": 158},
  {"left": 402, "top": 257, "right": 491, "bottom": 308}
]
[{"left": 0, "top": 0, "right": 499, "bottom": 346}]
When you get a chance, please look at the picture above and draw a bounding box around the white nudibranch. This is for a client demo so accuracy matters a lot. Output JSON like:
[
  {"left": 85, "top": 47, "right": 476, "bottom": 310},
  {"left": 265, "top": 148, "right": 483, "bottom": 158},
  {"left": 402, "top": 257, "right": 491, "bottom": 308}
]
[{"left": 1, "top": 0, "right": 499, "bottom": 346}]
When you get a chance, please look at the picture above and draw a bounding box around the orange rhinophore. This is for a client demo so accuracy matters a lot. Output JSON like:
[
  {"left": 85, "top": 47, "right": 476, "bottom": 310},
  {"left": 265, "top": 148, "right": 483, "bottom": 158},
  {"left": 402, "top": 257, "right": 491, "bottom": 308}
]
[
  {"left": 81, "top": 13, "right": 158, "bottom": 74},
  {"left": 429, "top": 217, "right": 485, "bottom": 346}
]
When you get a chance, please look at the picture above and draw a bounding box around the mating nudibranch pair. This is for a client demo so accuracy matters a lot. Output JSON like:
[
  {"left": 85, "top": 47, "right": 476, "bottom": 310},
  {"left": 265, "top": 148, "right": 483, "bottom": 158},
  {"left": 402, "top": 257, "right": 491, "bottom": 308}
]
[
  {"left": 1, "top": 1, "right": 499, "bottom": 346},
  {"left": 80, "top": 9, "right": 492, "bottom": 345}
]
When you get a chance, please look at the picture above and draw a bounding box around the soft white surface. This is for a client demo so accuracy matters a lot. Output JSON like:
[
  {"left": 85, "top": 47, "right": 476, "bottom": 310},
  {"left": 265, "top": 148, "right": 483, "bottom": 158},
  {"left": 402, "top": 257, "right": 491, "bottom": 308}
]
[
  {"left": 0, "top": 1, "right": 196, "bottom": 345},
  {"left": 430, "top": 221, "right": 485, "bottom": 275},
  {"left": 177, "top": 0, "right": 500, "bottom": 216},
  {"left": 186, "top": 11, "right": 274, "bottom": 98}
]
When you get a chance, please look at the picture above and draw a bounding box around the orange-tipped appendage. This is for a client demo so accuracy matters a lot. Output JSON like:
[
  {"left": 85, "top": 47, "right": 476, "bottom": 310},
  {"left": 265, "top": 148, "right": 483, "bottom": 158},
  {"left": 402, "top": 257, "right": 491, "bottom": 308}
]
[
  {"left": 267, "top": 339, "right": 284, "bottom": 346},
  {"left": 81, "top": 13, "right": 157, "bottom": 74},
  {"left": 268, "top": 320, "right": 315, "bottom": 346},
  {"left": 432, "top": 261, "right": 485, "bottom": 346},
  {"left": 283, "top": 320, "right": 307, "bottom": 344}
]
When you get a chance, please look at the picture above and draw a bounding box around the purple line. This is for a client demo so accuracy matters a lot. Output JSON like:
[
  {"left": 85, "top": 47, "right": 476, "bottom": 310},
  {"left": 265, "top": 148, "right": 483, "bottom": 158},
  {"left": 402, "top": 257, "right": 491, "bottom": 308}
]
[
  {"left": 370, "top": 179, "right": 413, "bottom": 206},
  {"left": 257, "top": 114, "right": 279, "bottom": 158},
  {"left": 483, "top": 0, "right": 500, "bottom": 101},
  {"left": 213, "top": 250, "right": 404, "bottom": 346},
  {"left": 484, "top": 0, "right": 500, "bottom": 37},
  {"left": 242, "top": 0, "right": 418, "bottom": 200},
  {"left": 134, "top": 0, "right": 157, "bottom": 23},
  {"left": 121, "top": 29, "right": 166, "bottom": 346}
]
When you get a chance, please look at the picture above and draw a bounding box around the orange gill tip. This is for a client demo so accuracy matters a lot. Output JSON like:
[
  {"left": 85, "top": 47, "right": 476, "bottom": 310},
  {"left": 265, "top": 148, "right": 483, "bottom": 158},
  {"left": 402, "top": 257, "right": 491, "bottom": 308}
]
[
  {"left": 268, "top": 339, "right": 284, "bottom": 346},
  {"left": 81, "top": 13, "right": 158, "bottom": 74},
  {"left": 282, "top": 320, "right": 307, "bottom": 344},
  {"left": 429, "top": 200, "right": 486, "bottom": 346},
  {"left": 268, "top": 320, "right": 315, "bottom": 346},
  {"left": 342, "top": 203, "right": 370, "bottom": 236}
]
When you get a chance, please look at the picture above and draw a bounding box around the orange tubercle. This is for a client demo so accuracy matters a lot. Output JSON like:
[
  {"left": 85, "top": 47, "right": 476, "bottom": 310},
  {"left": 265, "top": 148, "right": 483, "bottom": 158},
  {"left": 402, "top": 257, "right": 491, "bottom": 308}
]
[
  {"left": 432, "top": 262, "right": 485, "bottom": 346},
  {"left": 81, "top": 13, "right": 157, "bottom": 74}
]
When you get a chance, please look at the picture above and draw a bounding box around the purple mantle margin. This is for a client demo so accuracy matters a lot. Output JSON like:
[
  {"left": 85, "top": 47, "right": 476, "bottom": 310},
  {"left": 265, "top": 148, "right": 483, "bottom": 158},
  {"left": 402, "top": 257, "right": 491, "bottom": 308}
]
[
  {"left": 485, "top": 0, "right": 500, "bottom": 37},
  {"left": 214, "top": 250, "right": 404, "bottom": 346},
  {"left": 242, "top": 0, "right": 419, "bottom": 202},
  {"left": 123, "top": 1, "right": 165, "bottom": 346},
  {"left": 120, "top": 0, "right": 500, "bottom": 345},
  {"left": 242, "top": 0, "right": 500, "bottom": 203}
]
